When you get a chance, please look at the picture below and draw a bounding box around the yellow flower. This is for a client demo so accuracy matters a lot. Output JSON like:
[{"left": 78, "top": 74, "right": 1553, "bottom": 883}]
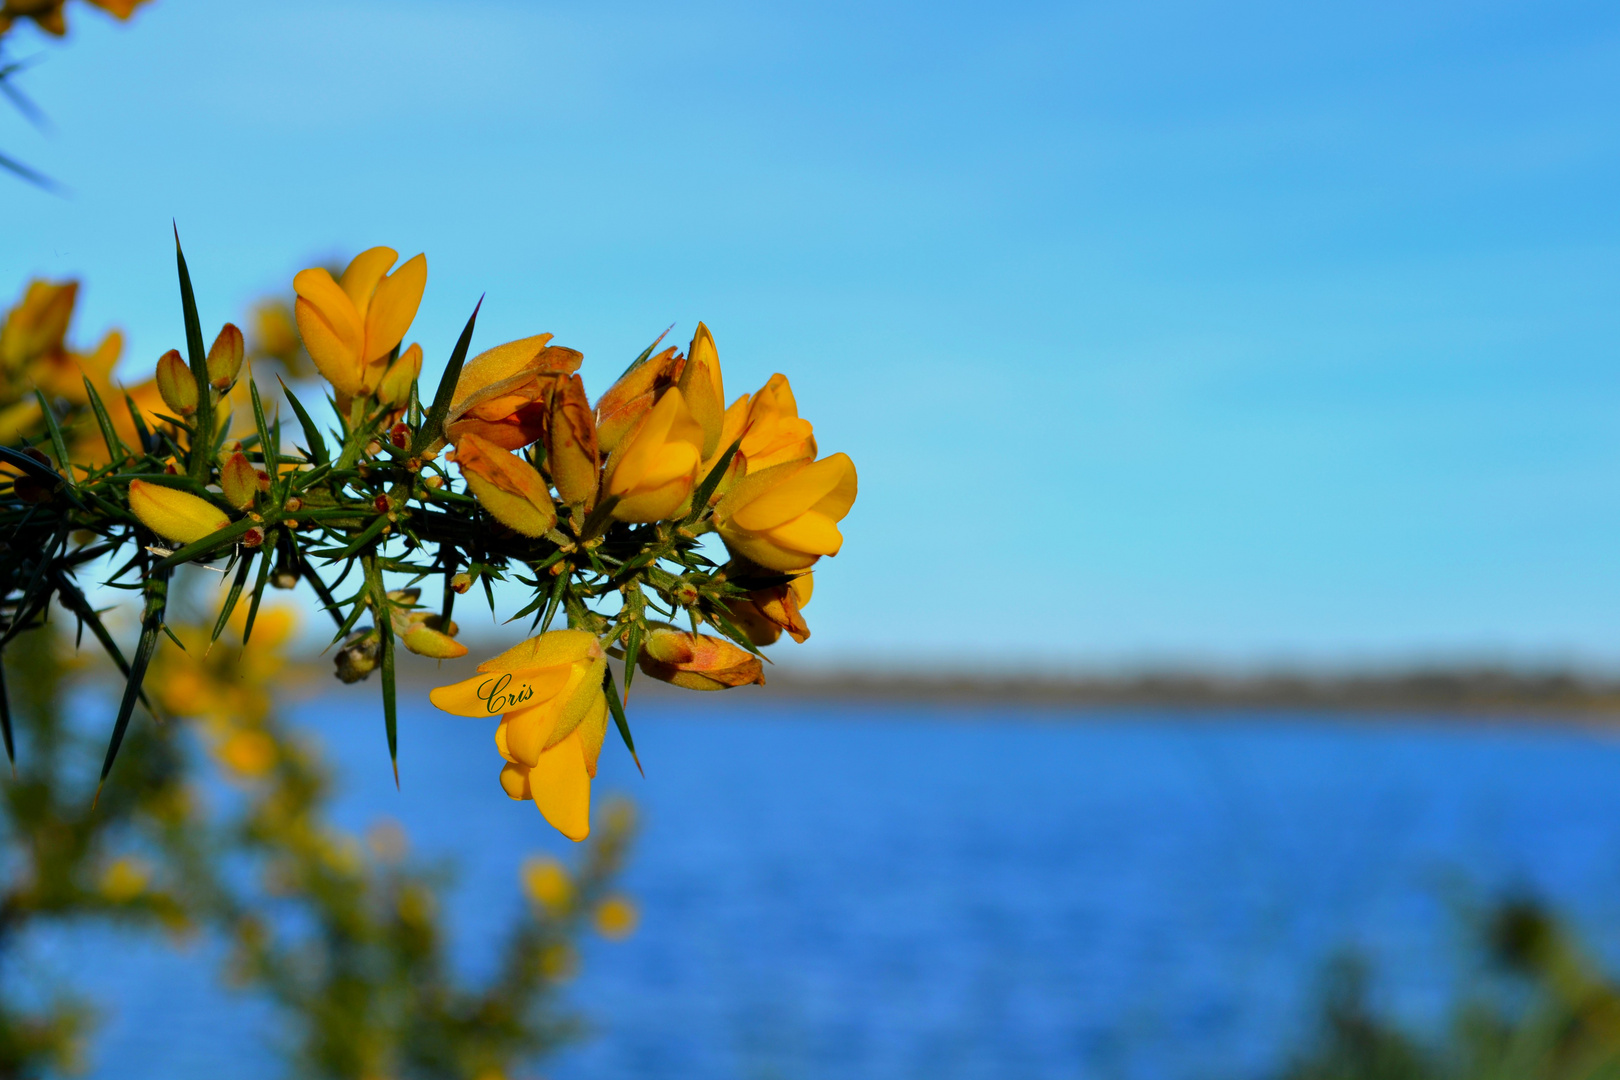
[
  {"left": 429, "top": 630, "right": 609, "bottom": 841},
  {"left": 520, "top": 855, "right": 574, "bottom": 915},
  {"left": 293, "top": 247, "right": 427, "bottom": 399},
  {"left": 98, "top": 856, "right": 151, "bottom": 903},
  {"left": 594, "top": 895, "right": 639, "bottom": 940},
  {"left": 677, "top": 322, "right": 725, "bottom": 458},
  {"left": 0, "top": 279, "right": 75, "bottom": 371},
  {"left": 217, "top": 729, "right": 277, "bottom": 778},
  {"left": 738, "top": 374, "right": 816, "bottom": 473},
  {"left": 154, "top": 349, "right": 197, "bottom": 416},
  {"left": 637, "top": 625, "right": 764, "bottom": 691},
  {"left": 714, "top": 453, "right": 857, "bottom": 572},
  {"left": 127, "top": 479, "right": 229, "bottom": 545},
  {"left": 453, "top": 432, "right": 558, "bottom": 538},
  {"left": 543, "top": 374, "right": 599, "bottom": 509},
  {"left": 602, "top": 388, "right": 703, "bottom": 523},
  {"left": 445, "top": 334, "right": 583, "bottom": 451},
  {"left": 593, "top": 344, "right": 683, "bottom": 454},
  {"left": 726, "top": 571, "right": 813, "bottom": 646}
]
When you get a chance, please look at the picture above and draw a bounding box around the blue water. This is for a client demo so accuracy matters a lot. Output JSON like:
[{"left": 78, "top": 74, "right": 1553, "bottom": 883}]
[{"left": 46, "top": 699, "right": 1620, "bottom": 1079}]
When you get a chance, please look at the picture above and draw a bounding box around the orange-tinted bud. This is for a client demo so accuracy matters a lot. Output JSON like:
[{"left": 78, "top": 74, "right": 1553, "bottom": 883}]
[
  {"left": 242, "top": 526, "right": 266, "bottom": 548},
  {"left": 127, "top": 479, "right": 229, "bottom": 545},
  {"left": 602, "top": 388, "right": 704, "bottom": 523},
  {"left": 450, "top": 572, "right": 473, "bottom": 594},
  {"left": 544, "top": 374, "right": 599, "bottom": 509},
  {"left": 727, "top": 571, "right": 813, "bottom": 646},
  {"left": 677, "top": 323, "right": 726, "bottom": 458},
  {"left": 715, "top": 453, "right": 857, "bottom": 572},
  {"left": 218, "top": 451, "right": 258, "bottom": 510},
  {"left": 444, "top": 335, "right": 582, "bottom": 451},
  {"left": 453, "top": 433, "right": 558, "bottom": 537},
  {"left": 155, "top": 349, "right": 197, "bottom": 416},
  {"left": 377, "top": 342, "right": 422, "bottom": 406},
  {"left": 389, "top": 422, "right": 411, "bottom": 448},
  {"left": 594, "top": 345, "right": 684, "bottom": 455},
  {"left": 206, "top": 323, "right": 245, "bottom": 390},
  {"left": 637, "top": 625, "right": 765, "bottom": 691}
]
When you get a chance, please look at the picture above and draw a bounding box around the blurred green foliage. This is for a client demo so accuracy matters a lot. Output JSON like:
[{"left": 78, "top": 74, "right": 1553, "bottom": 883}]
[
  {"left": 1285, "top": 900, "right": 1620, "bottom": 1080},
  {"left": 0, "top": 603, "right": 637, "bottom": 1079}
]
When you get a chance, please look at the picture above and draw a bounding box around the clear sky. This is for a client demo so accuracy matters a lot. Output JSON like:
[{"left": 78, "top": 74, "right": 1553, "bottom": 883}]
[{"left": 4, "top": 0, "right": 1620, "bottom": 670}]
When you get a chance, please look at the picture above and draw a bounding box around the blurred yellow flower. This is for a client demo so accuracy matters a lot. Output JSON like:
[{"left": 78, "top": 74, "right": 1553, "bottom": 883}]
[
  {"left": 593, "top": 894, "right": 639, "bottom": 940},
  {"left": 293, "top": 247, "right": 426, "bottom": 400},
  {"left": 216, "top": 729, "right": 277, "bottom": 778},
  {"left": 430, "top": 630, "right": 609, "bottom": 841},
  {"left": 0, "top": 0, "right": 149, "bottom": 37},
  {"left": 520, "top": 855, "right": 573, "bottom": 915},
  {"left": 98, "top": 856, "right": 151, "bottom": 903}
]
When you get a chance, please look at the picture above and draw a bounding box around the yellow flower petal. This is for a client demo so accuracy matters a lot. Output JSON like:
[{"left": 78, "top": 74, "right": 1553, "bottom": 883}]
[
  {"left": 731, "top": 455, "right": 850, "bottom": 531},
  {"left": 428, "top": 664, "right": 573, "bottom": 718},
  {"left": 531, "top": 731, "right": 591, "bottom": 841},
  {"left": 364, "top": 252, "right": 427, "bottom": 364},
  {"left": 476, "top": 628, "right": 600, "bottom": 673},
  {"left": 338, "top": 247, "right": 398, "bottom": 314}
]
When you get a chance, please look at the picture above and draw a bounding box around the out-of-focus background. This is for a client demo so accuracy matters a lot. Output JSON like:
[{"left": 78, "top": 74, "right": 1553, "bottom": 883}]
[{"left": 7, "top": 1, "right": 1620, "bottom": 1078}]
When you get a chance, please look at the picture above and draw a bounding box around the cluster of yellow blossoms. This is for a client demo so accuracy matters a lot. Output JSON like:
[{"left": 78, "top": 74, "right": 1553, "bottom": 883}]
[{"left": 35, "top": 242, "right": 856, "bottom": 842}]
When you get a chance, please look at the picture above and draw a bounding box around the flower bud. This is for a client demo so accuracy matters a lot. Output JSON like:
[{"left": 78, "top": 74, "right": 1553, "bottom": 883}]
[
  {"left": 155, "top": 349, "right": 197, "bottom": 416},
  {"left": 602, "top": 388, "right": 704, "bottom": 523},
  {"left": 218, "top": 451, "right": 258, "bottom": 510},
  {"left": 637, "top": 625, "right": 765, "bottom": 691},
  {"left": 399, "top": 610, "right": 468, "bottom": 660},
  {"left": 453, "top": 433, "right": 558, "bottom": 537},
  {"left": 594, "top": 345, "right": 684, "bottom": 455},
  {"left": 544, "top": 374, "right": 599, "bottom": 509},
  {"left": 206, "top": 323, "right": 245, "bottom": 391},
  {"left": 677, "top": 322, "right": 726, "bottom": 459},
  {"left": 726, "top": 572, "right": 813, "bottom": 646},
  {"left": 377, "top": 342, "right": 422, "bottom": 406},
  {"left": 714, "top": 453, "right": 857, "bottom": 572},
  {"left": 451, "top": 571, "right": 472, "bottom": 594},
  {"left": 738, "top": 374, "right": 816, "bottom": 473},
  {"left": 128, "top": 479, "right": 230, "bottom": 545},
  {"left": 334, "top": 630, "right": 380, "bottom": 683}
]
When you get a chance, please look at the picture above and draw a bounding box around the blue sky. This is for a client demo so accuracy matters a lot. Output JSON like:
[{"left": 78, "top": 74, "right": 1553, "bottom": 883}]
[{"left": 4, "top": 0, "right": 1620, "bottom": 669}]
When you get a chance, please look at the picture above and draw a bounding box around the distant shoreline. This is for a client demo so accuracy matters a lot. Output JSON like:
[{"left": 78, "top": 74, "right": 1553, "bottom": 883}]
[
  {"left": 388, "top": 658, "right": 1620, "bottom": 721},
  {"left": 728, "top": 668, "right": 1620, "bottom": 720}
]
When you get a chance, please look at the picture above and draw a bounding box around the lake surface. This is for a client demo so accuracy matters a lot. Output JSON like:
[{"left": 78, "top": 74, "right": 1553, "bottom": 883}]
[{"left": 49, "top": 699, "right": 1620, "bottom": 1079}]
